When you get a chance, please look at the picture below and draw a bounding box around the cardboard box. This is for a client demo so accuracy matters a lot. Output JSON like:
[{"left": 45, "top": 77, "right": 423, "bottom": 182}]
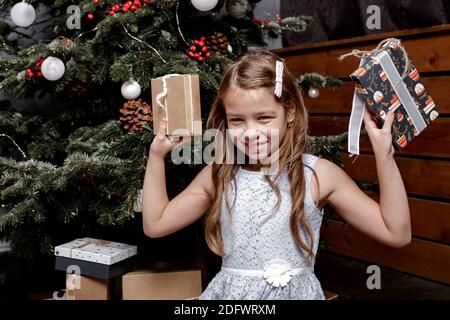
[
  {"left": 66, "top": 274, "right": 110, "bottom": 300},
  {"left": 151, "top": 74, "right": 202, "bottom": 137},
  {"left": 122, "top": 269, "right": 202, "bottom": 300}
]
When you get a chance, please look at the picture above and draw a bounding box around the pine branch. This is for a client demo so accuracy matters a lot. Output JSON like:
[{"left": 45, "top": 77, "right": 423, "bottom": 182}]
[{"left": 298, "top": 72, "right": 343, "bottom": 90}]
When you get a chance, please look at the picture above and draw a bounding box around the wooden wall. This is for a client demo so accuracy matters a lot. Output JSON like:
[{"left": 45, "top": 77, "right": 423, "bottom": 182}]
[{"left": 273, "top": 25, "right": 450, "bottom": 285}]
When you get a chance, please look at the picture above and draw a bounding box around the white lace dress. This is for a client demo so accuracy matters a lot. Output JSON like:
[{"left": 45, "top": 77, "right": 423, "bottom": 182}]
[{"left": 199, "top": 153, "right": 326, "bottom": 300}]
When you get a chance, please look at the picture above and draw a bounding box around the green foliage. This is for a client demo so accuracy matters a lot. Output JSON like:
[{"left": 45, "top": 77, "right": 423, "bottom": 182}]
[{"left": 298, "top": 72, "right": 343, "bottom": 90}]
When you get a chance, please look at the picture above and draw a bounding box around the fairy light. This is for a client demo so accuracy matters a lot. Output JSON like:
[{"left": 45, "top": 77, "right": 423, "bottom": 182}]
[{"left": 0, "top": 134, "right": 28, "bottom": 159}]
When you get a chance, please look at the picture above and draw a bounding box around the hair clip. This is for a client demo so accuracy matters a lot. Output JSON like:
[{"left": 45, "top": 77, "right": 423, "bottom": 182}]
[{"left": 274, "top": 60, "right": 284, "bottom": 97}]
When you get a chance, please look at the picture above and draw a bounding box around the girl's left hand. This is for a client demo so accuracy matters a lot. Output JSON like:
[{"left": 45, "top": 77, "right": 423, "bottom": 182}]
[{"left": 363, "top": 108, "right": 395, "bottom": 160}]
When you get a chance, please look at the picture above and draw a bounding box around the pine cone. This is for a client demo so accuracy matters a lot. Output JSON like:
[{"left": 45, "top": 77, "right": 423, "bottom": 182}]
[
  {"left": 65, "top": 82, "right": 87, "bottom": 99},
  {"left": 63, "top": 72, "right": 93, "bottom": 99},
  {"left": 49, "top": 37, "right": 76, "bottom": 51},
  {"left": 119, "top": 99, "right": 153, "bottom": 132},
  {"left": 207, "top": 32, "right": 230, "bottom": 56}
]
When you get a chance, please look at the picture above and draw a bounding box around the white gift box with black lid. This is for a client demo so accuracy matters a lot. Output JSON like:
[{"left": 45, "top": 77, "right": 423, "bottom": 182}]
[{"left": 54, "top": 237, "right": 137, "bottom": 279}]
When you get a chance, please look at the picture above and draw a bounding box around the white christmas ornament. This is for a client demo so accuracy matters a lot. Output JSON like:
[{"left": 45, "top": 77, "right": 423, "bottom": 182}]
[
  {"left": 41, "top": 56, "right": 65, "bottom": 81},
  {"left": 308, "top": 87, "right": 320, "bottom": 99},
  {"left": 121, "top": 80, "right": 141, "bottom": 100},
  {"left": 10, "top": 1, "right": 36, "bottom": 28},
  {"left": 191, "top": 0, "right": 218, "bottom": 11}
]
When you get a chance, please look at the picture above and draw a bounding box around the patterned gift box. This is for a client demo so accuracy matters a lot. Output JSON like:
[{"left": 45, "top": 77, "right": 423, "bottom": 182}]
[
  {"left": 55, "top": 238, "right": 137, "bottom": 279},
  {"left": 343, "top": 38, "right": 439, "bottom": 155}
]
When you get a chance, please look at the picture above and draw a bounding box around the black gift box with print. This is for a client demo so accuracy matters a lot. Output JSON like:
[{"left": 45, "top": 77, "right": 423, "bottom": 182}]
[{"left": 349, "top": 40, "right": 439, "bottom": 151}]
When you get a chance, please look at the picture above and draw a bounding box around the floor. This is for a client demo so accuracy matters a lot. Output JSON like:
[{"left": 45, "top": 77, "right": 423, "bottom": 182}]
[{"left": 315, "top": 250, "right": 450, "bottom": 300}]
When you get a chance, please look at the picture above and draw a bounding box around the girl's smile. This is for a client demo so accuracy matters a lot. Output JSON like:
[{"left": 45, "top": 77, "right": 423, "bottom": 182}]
[{"left": 224, "top": 86, "right": 292, "bottom": 166}]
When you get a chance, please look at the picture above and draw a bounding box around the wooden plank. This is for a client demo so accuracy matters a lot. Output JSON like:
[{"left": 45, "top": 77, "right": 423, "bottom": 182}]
[
  {"left": 343, "top": 154, "right": 450, "bottom": 199},
  {"left": 309, "top": 116, "right": 450, "bottom": 158},
  {"left": 407, "top": 197, "right": 450, "bottom": 245},
  {"left": 304, "top": 77, "right": 450, "bottom": 115},
  {"left": 329, "top": 35, "right": 450, "bottom": 78},
  {"left": 324, "top": 290, "right": 338, "bottom": 300},
  {"left": 274, "top": 24, "right": 450, "bottom": 54},
  {"left": 320, "top": 220, "right": 450, "bottom": 285},
  {"left": 279, "top": 33, "right": 450, "bottom": 78},
  {"left": 328, "top": 193, "right": 450, "bottom": 244}
]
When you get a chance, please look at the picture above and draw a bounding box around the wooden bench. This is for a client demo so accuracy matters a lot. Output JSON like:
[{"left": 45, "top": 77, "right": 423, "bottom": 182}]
[
  {"left": 324, "top": 290, "right": 339, "bottom": 300},
  {"left": 273, "top": 25, "right": 450, "bottom": 286}
]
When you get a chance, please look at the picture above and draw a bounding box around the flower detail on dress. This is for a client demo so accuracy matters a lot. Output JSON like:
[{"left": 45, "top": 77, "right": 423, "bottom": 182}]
[{"left": 263, "top": 259, "right": 293, "bottom": 288}]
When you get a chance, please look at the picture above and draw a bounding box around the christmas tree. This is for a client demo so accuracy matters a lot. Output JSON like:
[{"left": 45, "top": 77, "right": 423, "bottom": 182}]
[{"left": 0, "top": 0, "right": 346, "bottom": 297}]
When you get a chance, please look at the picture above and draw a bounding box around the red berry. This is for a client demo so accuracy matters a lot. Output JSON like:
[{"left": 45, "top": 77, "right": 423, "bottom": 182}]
[
  {"left": 198, "top": 56, "right": 204, "bottom": 62},
  {"left": 122, "top": 6, "right": 128, "bottom": 11},
  {"left": 131, "top": 5, "right": 138, "bottom": 11},
  {"left": 134, "top": 0, "right": 141, "bottom": 4},
  {"left": 194, "top": 53, "right": 200, "bottom": 58},
  {"left": 201, "top": 46, "right": 208, "bottom": 53},
  {"left": 265, "top": 19, "right": 270, "bottom": 24},
  {"left": 206, "top": 52, "right": 211, "bottom": 57},
  {"left": 194, "top": 39, "right": 199, "bottom": 45},
  {"left": 36, "top": 71, "right": 43, "bottom": 78},
  {"left": 114, "top": 4, "right": 120, "bottom": 10},
  {"left": 93, "top": 0, "right": 99, "bottom": 4},
  {"left": 109, "top": 10, "right": 115, "bottom": 15},
  {"left": 188, "top": 51, "right": 194, "bottom": 57},
  {"left": 200, "top": 36, "right": 206, "bottom": 41},
  {"left": 87, "top": 13, "right": 94, "bottom": 20},
  {"left": 198, "top": 41, "right": 205, "bottom": 47},
  {"left": 190, "top": 45, "right": 197, "bottom": 52}
]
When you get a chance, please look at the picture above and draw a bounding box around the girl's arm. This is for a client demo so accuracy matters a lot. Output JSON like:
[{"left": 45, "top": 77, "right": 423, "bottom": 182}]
[
  {"left": 315, "top": 109, "right": 411, "bottom": 247},
  {"left": 142, "top": 118, "right": 213, "bottom": 238}
]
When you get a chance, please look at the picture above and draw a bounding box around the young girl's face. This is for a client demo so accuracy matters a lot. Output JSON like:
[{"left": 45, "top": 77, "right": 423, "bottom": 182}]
[{"left": 224, "top": 86, "right": 293, "bottom": 166}]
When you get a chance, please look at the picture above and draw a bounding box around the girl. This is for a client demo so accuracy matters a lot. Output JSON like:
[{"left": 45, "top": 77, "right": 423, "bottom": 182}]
[{"left": 142, "top": 49, "right": 411, "bottom": 300}]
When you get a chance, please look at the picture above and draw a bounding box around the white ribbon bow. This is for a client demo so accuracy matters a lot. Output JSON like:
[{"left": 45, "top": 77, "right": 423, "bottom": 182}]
[{"left": 263, "top": 259, "right": 293, "bottom": 288}]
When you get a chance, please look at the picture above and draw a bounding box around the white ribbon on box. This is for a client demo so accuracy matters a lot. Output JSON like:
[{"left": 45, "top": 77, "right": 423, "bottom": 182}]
[
  {"left": 155, "top": 74, "right": 195, "bottom": 138},
  {"left": 341, "top": 38, "right": 427, "bottom": 156},
  {"left": 54, "top": 237, "right": 137, "bottom": 265}
]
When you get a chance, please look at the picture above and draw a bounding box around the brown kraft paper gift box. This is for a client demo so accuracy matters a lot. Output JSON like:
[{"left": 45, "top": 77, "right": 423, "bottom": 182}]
[
  {"left": 65, "top": 274, "right": 110, "bottom": 300},
  {"left": 151, "top": 74, "right": 202, "bottom": 138},
  {"left": 122, "top": 269, "right": 202, "bottom": 300}
]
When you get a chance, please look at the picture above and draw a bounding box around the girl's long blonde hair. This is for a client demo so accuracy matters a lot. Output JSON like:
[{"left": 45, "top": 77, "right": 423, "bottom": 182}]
[{"left": 204, "top": 49, "right": 319, "bottom": 260}]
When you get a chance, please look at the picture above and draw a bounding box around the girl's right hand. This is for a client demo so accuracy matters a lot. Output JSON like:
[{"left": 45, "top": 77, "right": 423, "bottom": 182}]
[{"left": 150, "top": 118, "right": 192, "bottom": 158}]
